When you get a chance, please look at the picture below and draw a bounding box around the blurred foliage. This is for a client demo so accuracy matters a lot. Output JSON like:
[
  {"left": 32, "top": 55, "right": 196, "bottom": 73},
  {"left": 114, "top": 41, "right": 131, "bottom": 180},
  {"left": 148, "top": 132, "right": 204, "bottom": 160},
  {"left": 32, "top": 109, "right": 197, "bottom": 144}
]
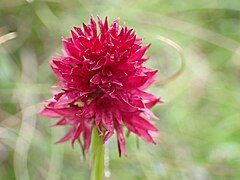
[{"left": 0, "top": 0, "right": 240, "bottom": 179}]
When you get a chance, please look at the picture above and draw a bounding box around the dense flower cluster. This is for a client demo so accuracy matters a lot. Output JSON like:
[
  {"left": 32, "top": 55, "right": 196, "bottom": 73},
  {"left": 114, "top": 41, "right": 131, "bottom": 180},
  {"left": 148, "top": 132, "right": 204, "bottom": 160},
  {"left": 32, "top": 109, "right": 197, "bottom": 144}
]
[{"left": 41, "top": 17, "right": 162, "bottom": 156}]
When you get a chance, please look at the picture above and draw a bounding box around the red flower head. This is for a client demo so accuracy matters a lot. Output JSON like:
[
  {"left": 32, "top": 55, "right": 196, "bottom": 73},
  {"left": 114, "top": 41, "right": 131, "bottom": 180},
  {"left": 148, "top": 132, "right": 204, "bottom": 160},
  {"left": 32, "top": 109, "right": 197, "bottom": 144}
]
[{"left": 41, "top": 17, "right": 162, "bottom": 156}]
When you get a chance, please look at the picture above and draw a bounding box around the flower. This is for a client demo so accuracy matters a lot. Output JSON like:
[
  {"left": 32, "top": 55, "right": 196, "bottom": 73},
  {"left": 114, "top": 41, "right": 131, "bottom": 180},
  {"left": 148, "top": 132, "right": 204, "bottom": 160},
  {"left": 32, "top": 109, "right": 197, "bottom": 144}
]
[{"left": 40, "top": 16, "right": 162, "bottom": 156}]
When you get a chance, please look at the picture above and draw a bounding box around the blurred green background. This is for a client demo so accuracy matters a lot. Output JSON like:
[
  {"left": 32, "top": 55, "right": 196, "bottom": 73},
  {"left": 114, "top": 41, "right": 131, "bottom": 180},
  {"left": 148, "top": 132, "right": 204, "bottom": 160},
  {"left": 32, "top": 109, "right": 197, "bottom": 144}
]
[{"left": 0, "top": 0, "right": 240, "bottom": 179}]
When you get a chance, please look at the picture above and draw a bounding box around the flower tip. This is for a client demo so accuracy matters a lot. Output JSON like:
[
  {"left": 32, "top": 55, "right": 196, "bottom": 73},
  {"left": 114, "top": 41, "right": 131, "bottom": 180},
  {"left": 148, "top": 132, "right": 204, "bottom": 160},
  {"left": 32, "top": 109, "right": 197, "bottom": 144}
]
[
  {"left": 39, "top": 108, "right": 51, "bottom": 117},
  {"left": 54, "top": 141, "right": 59, "bottom": 144},
  {"left": 158, "top": 98, "right": 164, "bottom": 104},
  {"left": 148, "top": 130, "right": 160, "bottom": 143},
  {"left": 119, "top": 152, "right": 127, "bottom": 157},
  {"left": 54, "top": 139, "right": 63, "bottom": 144},
  {"left": 104, "top": 16, "right": 108, "bottom": 21},
  {"left": 71, "top": 138, "right": 80, "bottom": 149},
  {"left": 104, "top": 16, "right": 108, "bottom": 26},
  {"left": 49, "top": 123, "right": 56, "bottom": 128},
  {"left": 152, "top": 114, "right": 160, "bottom": 120},
  {"left": 146, "top": 43, "right": 151, "bottom": 50},
  {"left": 97, "top": 15, "right": 101, "bottom": 22},
  {"left": 71, "top": 141, "right": 75, "bottom": 148},
  {"left": 90, "top": 15, "right": 96, "bottom": 24},
  {"left": 39, "top": 109, "right": 44, "bottom": 116}
]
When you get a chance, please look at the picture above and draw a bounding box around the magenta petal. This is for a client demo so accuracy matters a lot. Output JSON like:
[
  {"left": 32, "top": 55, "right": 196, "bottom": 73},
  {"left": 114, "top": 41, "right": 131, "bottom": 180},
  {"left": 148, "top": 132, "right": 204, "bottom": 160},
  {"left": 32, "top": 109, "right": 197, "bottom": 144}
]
[
  {"left": 124, "top": 114, "right": 158, "bottom": 144},
  {"left": 79, "top": 36, "right": 91, "bottom": 48},
  {"left": 63, "top": 39, "right": 81, "bottom": 58},
  {"left": 74, "top": 27, "right": 84, "bottom": 36},
  {"left": 103, "top": 130, "right": 114, "bottom": 143},
  {"left": 90, "top": 58, "right": 104, "bottom": 70},
  {"left": 52, "top": 118, "right": 67, "bottom": 126},
  {"left": 125, "top": 122, "right": 156, "bottom": 144},
  {"left": 90, "top": 73, "right": 101, "bottom": 84},
  {"left": 51, "top": 107, "right": 79, "bottom": 116},
  {"left": 83, "top": 121, "right": 93, "bottom": 151},
  {"left": 102, "top": 110, "right": 114, "bottom": 133},
  {"left": 71, "top": 124, "right": 83, "bottom": 147},
  {"left": 55, "top": 129, "right": 74, "bottom": 144},
  {"left": 128, "top": 44, "right": 150, "bottom": 62},
  {"left": 128, "top": 114, "right": 158, "bottom": 131},
  {"left": 136, "top": 128, "right": 156, "bottom": 144},
  {"left": 54, "top": 91, "right": 81, "bottom": 107},
  {"left": 40, "top": 108, "right": 60, "bottom": 118},
  {"left": 115, "top": 123, "right": 126, "bottom": 156},
  {"left": 113, "top": 109, "right": 123, "bottom": 125},
  {"left": 90, "top": 16, "right": 97, "bottom": 37}
]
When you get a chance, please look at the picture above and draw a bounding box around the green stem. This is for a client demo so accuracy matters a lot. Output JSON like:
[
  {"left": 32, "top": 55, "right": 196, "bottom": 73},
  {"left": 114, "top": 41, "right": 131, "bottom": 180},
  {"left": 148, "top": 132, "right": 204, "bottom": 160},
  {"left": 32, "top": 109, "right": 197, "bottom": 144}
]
[{"left": 90, "top": 127, "right": 104, "bottom": 180}]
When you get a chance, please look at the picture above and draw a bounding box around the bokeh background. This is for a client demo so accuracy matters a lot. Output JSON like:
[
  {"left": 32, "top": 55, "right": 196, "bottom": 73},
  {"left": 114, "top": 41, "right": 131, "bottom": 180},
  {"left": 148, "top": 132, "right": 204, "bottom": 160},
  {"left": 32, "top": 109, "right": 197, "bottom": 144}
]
[{"left": 1, "top": 0, "right": 240, "bottom": 179}]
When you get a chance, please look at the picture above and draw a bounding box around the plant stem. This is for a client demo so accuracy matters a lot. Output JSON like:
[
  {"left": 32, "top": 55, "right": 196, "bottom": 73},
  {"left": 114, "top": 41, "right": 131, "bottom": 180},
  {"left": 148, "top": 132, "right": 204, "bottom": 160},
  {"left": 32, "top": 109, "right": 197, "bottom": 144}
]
[{"left": 90, "top": 127, "right": 104, "bottom": 180}]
